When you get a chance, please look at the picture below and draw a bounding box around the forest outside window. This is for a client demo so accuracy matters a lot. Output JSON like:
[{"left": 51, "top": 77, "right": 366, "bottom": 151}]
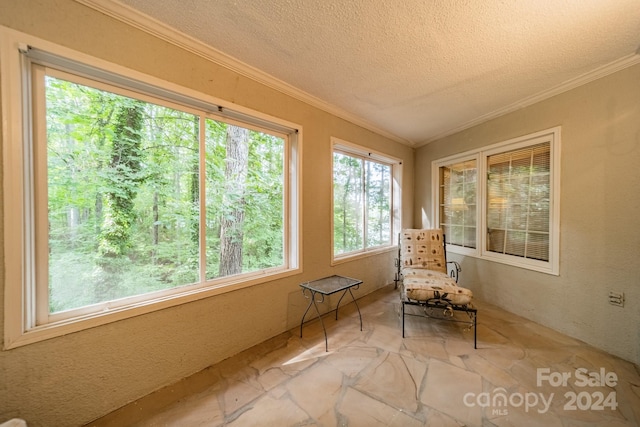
[
  {"left": 433, "top": 128, "right": 560, "bottom": 275},
  {"left": 332, "top": 139, "right": 400, "bottom": 261},
  {"left": 2, "top": 37, "right": 300, "bottom": 347}
]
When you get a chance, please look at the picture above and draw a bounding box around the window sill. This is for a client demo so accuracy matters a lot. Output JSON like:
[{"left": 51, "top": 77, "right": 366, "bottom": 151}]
[
  {"left": 447, "top": 245, "right": 559, "bottom": 276},
  {"left": 331, "top": 245, "right": 397, "bottom": 266},
  {"left": 4, "top": 267, "right": 301, "bottom": 350}
]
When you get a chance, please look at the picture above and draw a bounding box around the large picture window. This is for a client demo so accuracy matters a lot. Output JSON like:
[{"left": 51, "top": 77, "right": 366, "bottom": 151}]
[
  {"left": 2, "top": 35, "right": 300, "bottom": 347},
  {"left": 332, "top": 139, "right": 401, "bottom": 261},
  {"left": 433, "top": 128, "right": 560, "bottom": 274}
]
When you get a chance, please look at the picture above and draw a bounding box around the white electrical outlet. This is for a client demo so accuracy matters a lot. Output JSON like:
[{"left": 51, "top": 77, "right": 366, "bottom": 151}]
[{"left": 608, "top": 291, "right": 624, "bottom": 307}]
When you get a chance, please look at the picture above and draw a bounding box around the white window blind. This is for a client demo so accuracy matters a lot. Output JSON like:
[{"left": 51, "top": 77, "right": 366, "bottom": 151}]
[
  {"left": 486, "top": 142, "right": 551, "bottom": 261},
  {"left": 439, "top": 159, "right": 477, "bottom": 249}
]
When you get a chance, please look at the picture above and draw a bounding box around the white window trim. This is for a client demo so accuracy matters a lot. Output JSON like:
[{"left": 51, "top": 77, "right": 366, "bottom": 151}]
[
  {"left": 331, "top": 137, "right": 402, "bottom": 264},
  {"left": 432, "top": 152, "right": 481, "bottom": 258},
  {"left": 432, "top": 127, "right": 561, "bottom": 275},
  {"left": 1, "top": 27, "right": 302, "bottom": 349}
]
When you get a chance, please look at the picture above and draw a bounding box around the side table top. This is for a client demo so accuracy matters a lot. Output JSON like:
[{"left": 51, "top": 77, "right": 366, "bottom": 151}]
[{"left": 300, "top": 275, "right": 362, "bottom": 295}]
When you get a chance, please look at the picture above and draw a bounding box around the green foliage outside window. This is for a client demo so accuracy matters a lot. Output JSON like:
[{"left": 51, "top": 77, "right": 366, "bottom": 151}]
[
  {"left": 333, "top": 151, "right": 391, "bottom": 256},
  {"left": 45, "top": 76, "right": 285, "bottom": 313}
]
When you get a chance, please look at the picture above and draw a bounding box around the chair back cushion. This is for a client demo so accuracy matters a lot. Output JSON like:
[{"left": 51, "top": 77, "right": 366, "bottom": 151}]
[{"left": 400, "top": 229, "right": 447, "bottom": 273}]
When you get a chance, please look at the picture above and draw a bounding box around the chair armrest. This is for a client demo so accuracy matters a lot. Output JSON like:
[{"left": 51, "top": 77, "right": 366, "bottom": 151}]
[
  {"left": 394, "top": 257, "right": 403, "bottom": 288},
  {"left": 447, "top": 261, "right": 461, "bottom": 283}
]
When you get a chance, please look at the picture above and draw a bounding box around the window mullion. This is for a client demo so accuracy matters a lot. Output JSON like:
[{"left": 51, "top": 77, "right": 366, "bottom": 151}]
[
  {"left": 199, "top": 114, "right": 206, "bottom": 283},
  {"left": 503, "top": 155, "right": 512, "bottom": 255},
  {"left": 477, "top": 154, "right": 485, "bottom": 257},
  {"left": 31, "top": 63, "right": 50, "bottom": 327},
  {"left": 523, "top": 150, "right": 534, "bottom": 259},
  {"left": 361, "top": 158, "right": 367, "bottom": 250}
]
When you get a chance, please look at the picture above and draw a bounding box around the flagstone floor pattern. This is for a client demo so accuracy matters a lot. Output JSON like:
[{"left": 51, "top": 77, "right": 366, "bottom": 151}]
[{"left": 89, "top": 285, "right": 640, "bottom": 426}]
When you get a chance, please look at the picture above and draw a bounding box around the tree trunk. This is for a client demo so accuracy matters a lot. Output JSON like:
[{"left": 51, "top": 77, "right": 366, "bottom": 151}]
[
  {"left": 99, "top": 102, "right": 144, "bottom": 259},
  {"left": 190, "top": 117, "right": 200, "bottom": 250},
  {"left": 219, "top": 125, "right": 250, "bottom": 276},
  {"left": 342, "top": 173, "right": 351, "bottom": 250},
  {"left": 152, "top": 190, "right": 159, "bottom": 259}
]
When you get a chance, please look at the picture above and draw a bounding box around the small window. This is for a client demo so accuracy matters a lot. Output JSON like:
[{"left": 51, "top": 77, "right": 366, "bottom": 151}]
[
  {"left": 439, "top": 159, "right": 477, "bottom": 250},
  {"left": 332, "top": 138, "right": 401, "bottom": 261},
  {"left": 433, "top": 128, "right": 560, "bottom": 274}
]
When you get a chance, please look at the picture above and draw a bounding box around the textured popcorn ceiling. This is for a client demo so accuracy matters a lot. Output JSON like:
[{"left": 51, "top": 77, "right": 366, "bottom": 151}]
[{"left": 112, "top": 0, "right": 640, "bottom": 145}]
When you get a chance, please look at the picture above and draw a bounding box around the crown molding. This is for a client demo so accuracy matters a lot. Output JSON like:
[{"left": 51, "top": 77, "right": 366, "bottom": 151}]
[
  {"left": 417, "top": 52, "right": 640, "bottom": 146},
  {"left": 74, "top": 0, "right": 413, "bottom": 146}
]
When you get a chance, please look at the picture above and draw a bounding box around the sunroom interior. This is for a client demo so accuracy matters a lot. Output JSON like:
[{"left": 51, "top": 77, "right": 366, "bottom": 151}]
[{"left": 1, "top": 1, "right": 639, "bottom": 426}]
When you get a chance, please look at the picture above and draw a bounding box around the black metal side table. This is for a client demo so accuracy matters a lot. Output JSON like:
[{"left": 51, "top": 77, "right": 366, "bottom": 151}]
[{"left": 299, "top": 275, "right": 363, "bottom": 351}]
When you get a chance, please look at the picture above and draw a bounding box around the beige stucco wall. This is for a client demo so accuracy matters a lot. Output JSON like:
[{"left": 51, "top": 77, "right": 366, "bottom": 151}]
[
  {"left": 0, "top": 1, "right": 414, "bottom": 426},
  {"left": 415, "top": 63, "right": 640, "bottom": 367}
]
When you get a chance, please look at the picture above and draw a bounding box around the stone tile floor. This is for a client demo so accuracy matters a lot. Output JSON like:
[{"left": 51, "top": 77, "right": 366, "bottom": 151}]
[{"left": 89, "top": 285, "right": 640, "bottom": 426}]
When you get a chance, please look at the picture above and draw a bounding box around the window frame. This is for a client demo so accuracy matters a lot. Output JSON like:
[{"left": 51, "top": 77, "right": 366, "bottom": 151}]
[
  {"left": 331, "top": 137, "right": 402, "bottom": 264},
  {"left": 1, "top": 28, "right": 302, "bottom": 349},
  {"left": 432, "top": 127, "right": 561, "bottom": 275},
  {"left": 436, "top": 154, "right": 480, "bottom": 257}
]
